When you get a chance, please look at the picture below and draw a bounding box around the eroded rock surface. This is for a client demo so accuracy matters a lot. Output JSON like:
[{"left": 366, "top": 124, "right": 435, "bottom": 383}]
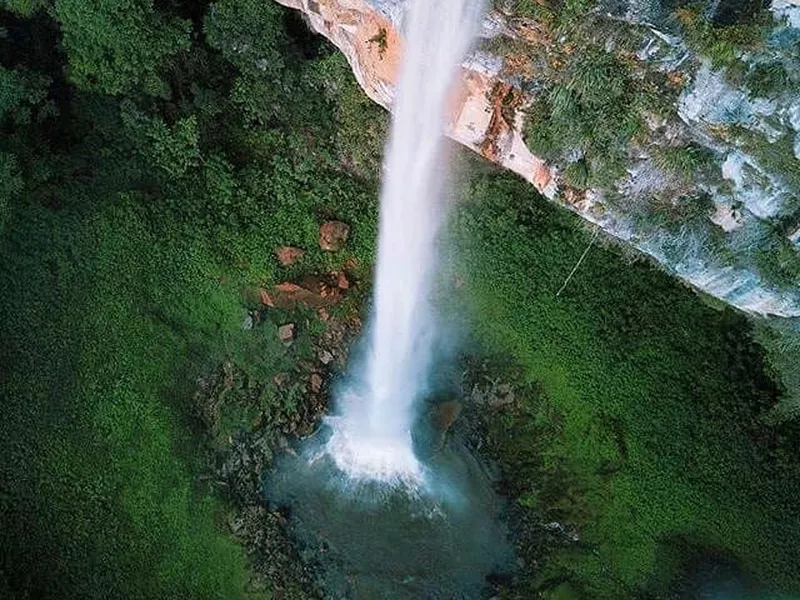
[{"left": 274, "top": 0, "right": 800, "bottom": 317}]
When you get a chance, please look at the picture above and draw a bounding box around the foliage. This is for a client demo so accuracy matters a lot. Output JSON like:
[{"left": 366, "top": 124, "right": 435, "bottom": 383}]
[
  {"left": 0, "top": 0, "right": 48, "bottom": 16},
  {"left": 0, "top": 201, "right": 260, "bottom": 600},
  {"left": 0, "top": 1, "right": 381, "bottom": 598},
  {"left": 0, "top": 151, "right": 22, "bottom": 229},
  {"left": 524, "top": 49, "right": 643, "bottom": 189},
  {"left": 205, "top": 0, "right": 287, "bottom": 78},
  {"left": 498, "top": 0, "right": 593, "bottom": 24},
  {"left": 674, "top": 4, "right": 770, "bottom": 69},
  {"left": 52, "top": 0, "right": 191, "bottom": 96},
  {"left": 0, "top": 65, "right": 53, "bottom": 124},
  {"left": 121, "top": 101, "right": 201, "bottom": 178},
  {"left": 753, "top": 318, "right": 800, "bottom": 423},
  {"left": 735, "top": 129, "right": 800, "bottom": 194},
  {"left": 745, "top": 61, "right": 792, "bottom": 98},
  {"left": 752, "top": 223, "right": 800, "bottom": 290},
  {"left": 451, "top": 171, "right": 800, "bottom": 599},
  {"left": 305, "top": 51, "right": 389, "bottom": 180},
  {"left": 651, "top": 143, "right": 717, "bottom": 180}
]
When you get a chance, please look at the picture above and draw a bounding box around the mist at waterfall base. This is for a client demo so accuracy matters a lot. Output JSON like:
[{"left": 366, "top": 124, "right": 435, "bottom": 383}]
[{"left": 263, "top": 0, "right": 517, "bottom": 597}]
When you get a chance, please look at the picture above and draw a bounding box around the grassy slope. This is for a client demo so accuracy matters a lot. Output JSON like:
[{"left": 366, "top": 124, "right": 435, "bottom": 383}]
[
  {"left": 0, "top": 199, "right": 262, "bottom": 598},
  {"left": 453, "top": 170, "right": 800, "bottom": 598},
  {"left": 0, "top": 120, "right": 380, "bottom": 596}
]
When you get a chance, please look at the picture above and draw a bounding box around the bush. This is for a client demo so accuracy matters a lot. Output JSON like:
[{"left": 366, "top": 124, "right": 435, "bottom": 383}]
[
  {"left": 674, "top": 4, "right": 770, "bottom": 69},
  {"left": 451, "top": 171, "right": 800, "bottom": 598},
  {"left": 651, "top": 143, "right": 718, "bottom": 180},
  {"left": 524, "top": 49, "right": 644, "bottom": 190}
]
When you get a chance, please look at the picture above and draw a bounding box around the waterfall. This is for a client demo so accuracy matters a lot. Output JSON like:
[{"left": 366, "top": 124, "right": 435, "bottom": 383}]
[{"left": 323, "top": 0, "right": 484, "bottom": 484}]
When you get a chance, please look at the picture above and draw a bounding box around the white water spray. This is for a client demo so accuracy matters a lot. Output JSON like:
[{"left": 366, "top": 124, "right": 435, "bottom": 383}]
[{"left": 324, "top": 0, "right": 484, "bottom": 484}]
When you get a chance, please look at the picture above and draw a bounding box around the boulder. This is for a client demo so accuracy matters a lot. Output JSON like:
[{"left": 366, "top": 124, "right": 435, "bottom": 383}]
[
  {"left": 275, "top": 246, "right": 305, "bottom": 266},
  {"left": 319, "top": 221, "right": 350, "bottom": 251},
  {"left": 259, "top": 276, "right": 342, "bottom": 310},
  {"left": 433, "top": 400, "right": 462, "bottom": 434},
  {"left": 310, "top": 373, "right": 323, "bottom": 393},
  {"left": 413, "top": 400, "right": 462, "bottom": 459},
  {"left": 278, "top": 323, "right": 296, "bottom": 346}
]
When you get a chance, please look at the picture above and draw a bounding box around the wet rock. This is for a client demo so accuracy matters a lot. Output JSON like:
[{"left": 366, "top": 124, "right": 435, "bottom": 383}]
[
  {"left": 275, "top": 246, "right": 305, "bottom": 266},
  {"left": 319, "top": 221, "right": 350, "bottom": 251},
  {"left": 433, "top": 400, "right": 462, "bottom": 434},
  {"left": 245, "top": 576, "right": 268, "bottom": 593},
  {"left": 413, "top": 400, "right": 463, "bottom": 459},
  {"left": 278, "top": 323, "right": 296, "bottom": 346},
  {"left": 226, "top": 503, "right": 316, "bottom": 598},
  {"left": 470, "top": 381, "right": 516, "bottom": 409},
  {"left": 259, "top": 287, "right": 275, "bottom": 307},
  {"left": 489, "top": 383, "right": 515, "bottom": 409}
]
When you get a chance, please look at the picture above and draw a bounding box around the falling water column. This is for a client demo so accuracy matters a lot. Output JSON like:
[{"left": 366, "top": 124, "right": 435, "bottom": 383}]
[{"left": 325, "top": 0, "right": 485, "bottom": 483}]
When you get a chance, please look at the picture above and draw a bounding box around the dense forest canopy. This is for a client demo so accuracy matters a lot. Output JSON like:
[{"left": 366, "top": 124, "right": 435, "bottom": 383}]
[
  {"left": 1, "top": 1, "right": 799, "bottom": 599},
  {"left": 0, "top": 0, "right": 385, "bottom": 597}
]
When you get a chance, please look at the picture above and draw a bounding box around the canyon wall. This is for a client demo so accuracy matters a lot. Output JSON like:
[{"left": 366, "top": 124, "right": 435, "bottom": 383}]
[{"left": 273, "top": 0, "right": 800, "bottom": 317}]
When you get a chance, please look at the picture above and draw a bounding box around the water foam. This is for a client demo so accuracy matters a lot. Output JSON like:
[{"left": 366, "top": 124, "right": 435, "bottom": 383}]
[{"left": 324, "top": 0, "right": 484, "bottom": 484}]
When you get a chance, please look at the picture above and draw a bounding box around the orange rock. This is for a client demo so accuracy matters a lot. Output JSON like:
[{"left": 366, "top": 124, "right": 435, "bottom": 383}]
[
  {"left": 275, "top": 246, "right": 305, "bottom": 266},
  {"left": 259, "top": 288, "right": 275, "bottom": 307},
  {"left": 336, "top": 272, "right": 350, "bottom": 289},
  {"left": 479, "top": 82, "right": 523, "bottom": 163},
  {"left": 319, "top": 221, "right": 350, "bottom": 251},
  {"left": 533, "top": 162, "right": 553, "bottom": 192},
  {"left": 267, "top": 277, "right": 342, "bottom": 310},
  {"left": 276, "top": 282, "right": 303, "bottom": 293}
]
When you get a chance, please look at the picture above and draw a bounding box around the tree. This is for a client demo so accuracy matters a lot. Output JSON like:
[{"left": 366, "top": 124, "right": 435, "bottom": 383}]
[
  {"left": 52, "top": 0, "right": 191, "bottom": 97},
  {"left": 0, "top": 152, "right": 23, "bottom": 230},
  {"left": 120, "top": 100, "right": 201, "bottom": 178},
  {"left": 0, "top": 0, "right": 49, "bottom": 17}
]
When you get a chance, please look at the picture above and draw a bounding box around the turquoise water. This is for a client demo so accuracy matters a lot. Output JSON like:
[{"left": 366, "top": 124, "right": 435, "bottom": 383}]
[{"left": 264, "top": 430, "right": 515, "bottom": 599}]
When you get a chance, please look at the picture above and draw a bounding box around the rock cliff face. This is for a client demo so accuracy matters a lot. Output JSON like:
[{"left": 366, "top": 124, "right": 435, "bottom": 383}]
[{"left": 274, "top": 0, "right": 800, "bottom": 317}]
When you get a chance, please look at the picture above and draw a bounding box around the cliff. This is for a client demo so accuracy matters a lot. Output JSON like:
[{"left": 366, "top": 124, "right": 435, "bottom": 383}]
[{"left": 274, "top": 0, "right": 800, "bottom": 317}]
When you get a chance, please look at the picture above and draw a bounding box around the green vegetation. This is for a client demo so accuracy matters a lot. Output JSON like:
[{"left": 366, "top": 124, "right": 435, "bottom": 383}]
[
  {"left": 523, "top": 48, "right": 646, "bottom": 190},
  {"left": 2, "top": 1, "right": 799, "bottom": 600},
  {"left": 651, "top": 143, "right": 717, "bottom": 181},
  {"left": 0, "top": 1, "right": 384, "bottom": 597},
  {"left": 754, "top": 318, "right": 800, "bottom": 422},
  {"left": 452, "top": 171, "right": 800, "bottom": 599},
  {"left": 745, "top": 61, "right": 792, "bottom": 98},
  {"left": 53, "top": 0, "right": 192, "bottom": 96},
  {"left": 508, "top": 2, "right": 677, "bottom": 194},
  {"left": 753, "top": 223, "right": 800, "bottom": 290},
  {"left": 674, "top": 4, "right": 771, "bottom": 70}
]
